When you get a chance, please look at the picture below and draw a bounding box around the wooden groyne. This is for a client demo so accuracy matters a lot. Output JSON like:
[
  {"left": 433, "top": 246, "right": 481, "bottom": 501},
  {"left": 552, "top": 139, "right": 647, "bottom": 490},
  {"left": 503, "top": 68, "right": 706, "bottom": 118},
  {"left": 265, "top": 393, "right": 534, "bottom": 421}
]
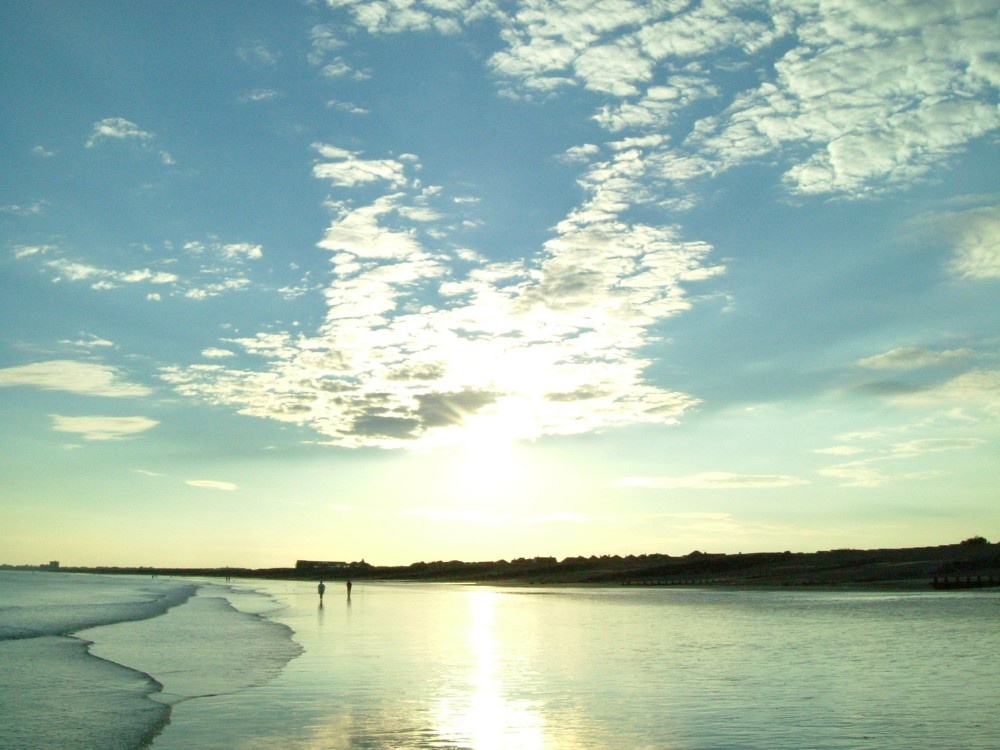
[{"left": 932, "top": 575, "right": 1000, "bottom": 590}]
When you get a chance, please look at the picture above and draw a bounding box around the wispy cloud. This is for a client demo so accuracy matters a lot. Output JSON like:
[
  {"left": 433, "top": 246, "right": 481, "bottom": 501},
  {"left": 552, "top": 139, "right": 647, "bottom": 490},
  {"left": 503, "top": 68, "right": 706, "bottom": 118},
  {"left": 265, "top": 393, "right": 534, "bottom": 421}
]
[
  {"left": 85, "top": 117, "right": 173, "bottom": 164},
  {"left": 237, "top": 40, "right": 278, "bottom": 67},
  {"left": 819, "top": 435, "right": 984, "bottom": 487},
  {"left": 186, "top": 479, "right": 239, "bottom": 491},
  {"left": 948, "top": 205, "right": 1000, "bottom": 280},
  {"left": 0, "top": 360, "right": 151, "bottom": 398},
  {"left": 14, "top": 238, "right": 264, "bottom": 299},
  {"left": 49, "top": 414, "right": 159, "bottom": 441},
  {"left": 86, "top": 117, "right": 155, "bottom": 148},
  {"left": 240, "top": 88, "right": 281, "bottom": 103},
  {"left": 44, "top": 258, "right": 179, "bottom": 288},
  {"left": 889, "top": 368, "right": 1000, "bottom": 416},
  {"left": 616, "top": 473, "right": 810, "bottom": 490},
  {"left": 858, "top": 347, "right": 975, "bottom": 370},
  {"left": 59, "top": 334, "right": 115, "bottom": 350},
  {"left": 1, "top": 201, "right": 45, "bottom": 217}
]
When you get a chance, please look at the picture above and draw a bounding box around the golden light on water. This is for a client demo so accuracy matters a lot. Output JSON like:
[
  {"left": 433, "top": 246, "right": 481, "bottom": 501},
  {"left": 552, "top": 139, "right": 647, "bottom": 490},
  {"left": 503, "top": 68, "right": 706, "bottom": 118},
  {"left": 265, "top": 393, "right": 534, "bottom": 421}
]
[{"left": 433, "top": 589, "right": 545, "bottom": 749}]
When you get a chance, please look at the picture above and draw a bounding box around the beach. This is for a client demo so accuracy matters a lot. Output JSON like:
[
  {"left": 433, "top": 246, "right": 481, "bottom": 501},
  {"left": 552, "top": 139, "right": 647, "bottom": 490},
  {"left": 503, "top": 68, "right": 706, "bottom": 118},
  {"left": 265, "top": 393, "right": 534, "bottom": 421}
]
[{"left": 3, "top": 572, "right": 999, "bottom": 749}]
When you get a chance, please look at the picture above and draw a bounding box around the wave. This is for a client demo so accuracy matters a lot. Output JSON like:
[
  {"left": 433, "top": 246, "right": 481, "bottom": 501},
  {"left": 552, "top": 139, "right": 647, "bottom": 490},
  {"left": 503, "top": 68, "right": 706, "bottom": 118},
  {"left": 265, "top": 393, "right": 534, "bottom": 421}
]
[
  {"left": 0, "top": 573, "right": 300, "bottom": 750},
  {"left": 0, "top": 572, "right": 197, "bottom": 641}
]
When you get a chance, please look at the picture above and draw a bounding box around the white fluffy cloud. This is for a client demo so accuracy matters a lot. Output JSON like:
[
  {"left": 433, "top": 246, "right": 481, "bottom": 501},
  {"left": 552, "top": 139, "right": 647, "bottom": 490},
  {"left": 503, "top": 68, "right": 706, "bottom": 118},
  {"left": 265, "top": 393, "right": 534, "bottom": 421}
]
[
  {"left": 162, "top": 143, "right": 713, "bottom": 448},
  {"left": 313, "top": 144, "right": 408, "bottom": 187},
  {"left": 158, "top": 0, "right": 997, "bottom": 450}
]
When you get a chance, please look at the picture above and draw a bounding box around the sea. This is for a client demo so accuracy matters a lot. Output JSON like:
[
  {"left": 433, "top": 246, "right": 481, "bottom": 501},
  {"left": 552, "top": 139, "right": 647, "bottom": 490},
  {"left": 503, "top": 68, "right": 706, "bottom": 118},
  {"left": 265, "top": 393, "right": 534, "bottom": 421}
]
[{"left": 1, "top": 571, "right": 997, "bottom": 749}]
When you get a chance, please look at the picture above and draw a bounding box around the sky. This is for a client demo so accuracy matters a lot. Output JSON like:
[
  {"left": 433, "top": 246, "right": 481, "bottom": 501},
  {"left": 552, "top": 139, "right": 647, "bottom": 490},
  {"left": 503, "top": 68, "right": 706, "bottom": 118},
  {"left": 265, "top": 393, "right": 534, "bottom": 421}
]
[{"left": 1, "top": 0, "right": 998, "bottom": 568}]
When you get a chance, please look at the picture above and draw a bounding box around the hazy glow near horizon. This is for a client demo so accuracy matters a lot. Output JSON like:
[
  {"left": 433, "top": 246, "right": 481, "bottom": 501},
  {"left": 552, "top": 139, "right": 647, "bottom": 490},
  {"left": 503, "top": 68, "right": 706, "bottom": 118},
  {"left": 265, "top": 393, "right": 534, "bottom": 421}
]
[{"left": 1, "top": 0, "right": 997, "bottom": 568}]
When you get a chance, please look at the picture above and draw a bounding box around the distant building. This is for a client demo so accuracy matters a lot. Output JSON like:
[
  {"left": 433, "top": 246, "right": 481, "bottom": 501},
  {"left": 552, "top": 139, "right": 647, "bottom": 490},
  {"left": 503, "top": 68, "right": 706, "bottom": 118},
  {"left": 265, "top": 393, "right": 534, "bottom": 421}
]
[
  {"left": 296, "top": 560, "right": 347, "bottom": 574},
  {"left": 45, "top": 561, "right": 59, "bottom": 570},
  {"left": 295, "top": 559, "right": 372, "bottom": 575}
]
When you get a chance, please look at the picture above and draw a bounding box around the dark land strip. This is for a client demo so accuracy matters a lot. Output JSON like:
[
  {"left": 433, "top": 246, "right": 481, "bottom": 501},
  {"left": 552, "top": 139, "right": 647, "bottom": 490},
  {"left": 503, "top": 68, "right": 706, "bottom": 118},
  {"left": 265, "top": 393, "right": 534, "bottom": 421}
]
[{"left": 8, "top": 540, "right": 999, "bottom": 590}]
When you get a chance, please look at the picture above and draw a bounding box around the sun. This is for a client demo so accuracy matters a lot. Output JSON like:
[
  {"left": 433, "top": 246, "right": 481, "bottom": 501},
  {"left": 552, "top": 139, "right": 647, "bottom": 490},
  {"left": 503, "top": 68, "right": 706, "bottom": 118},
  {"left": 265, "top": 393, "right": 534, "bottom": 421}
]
[{"left": 440, "top": 401, "right": 537, "bottom": 508}]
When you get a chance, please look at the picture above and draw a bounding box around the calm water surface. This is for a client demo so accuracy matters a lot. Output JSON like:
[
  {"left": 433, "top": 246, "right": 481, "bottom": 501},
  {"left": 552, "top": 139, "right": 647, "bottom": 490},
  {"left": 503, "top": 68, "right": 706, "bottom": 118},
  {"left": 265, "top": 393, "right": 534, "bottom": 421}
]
[{"left": 151, "top": 582, "right": 999, "bottom": 749}]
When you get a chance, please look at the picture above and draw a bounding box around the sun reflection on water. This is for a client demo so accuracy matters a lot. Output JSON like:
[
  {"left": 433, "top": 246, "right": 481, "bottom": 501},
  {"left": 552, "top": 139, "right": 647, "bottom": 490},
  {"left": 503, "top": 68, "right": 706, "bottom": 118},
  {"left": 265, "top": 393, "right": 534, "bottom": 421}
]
[{"left": 433, "top": 589, "right": 545, "bottom": 749}]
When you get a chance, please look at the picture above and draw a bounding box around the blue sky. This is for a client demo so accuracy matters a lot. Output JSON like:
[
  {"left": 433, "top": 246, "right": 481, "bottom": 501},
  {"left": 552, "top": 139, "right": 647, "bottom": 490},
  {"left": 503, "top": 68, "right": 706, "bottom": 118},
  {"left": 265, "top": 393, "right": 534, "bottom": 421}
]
[{"left": 2, "top": 0, "right": 997, "bottom": 568}]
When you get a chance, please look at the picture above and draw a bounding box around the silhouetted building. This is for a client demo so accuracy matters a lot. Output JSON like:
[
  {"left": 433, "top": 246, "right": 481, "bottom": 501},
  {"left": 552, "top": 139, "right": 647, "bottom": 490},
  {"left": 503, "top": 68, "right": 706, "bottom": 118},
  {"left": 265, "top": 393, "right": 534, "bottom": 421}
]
[{"left": 296, "top": 560, "right": 347, "bottom": 574}]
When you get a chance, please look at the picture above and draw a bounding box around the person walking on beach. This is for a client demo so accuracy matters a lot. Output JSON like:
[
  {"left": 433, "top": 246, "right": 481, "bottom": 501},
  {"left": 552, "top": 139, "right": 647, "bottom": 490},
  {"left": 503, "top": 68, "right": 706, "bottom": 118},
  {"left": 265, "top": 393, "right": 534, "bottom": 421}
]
[
  {"left": 317, "top": 581, "right": 326, "bottom": 602},
  {"left": 346, "top": 579, "right": 352, "bottom": 597}
]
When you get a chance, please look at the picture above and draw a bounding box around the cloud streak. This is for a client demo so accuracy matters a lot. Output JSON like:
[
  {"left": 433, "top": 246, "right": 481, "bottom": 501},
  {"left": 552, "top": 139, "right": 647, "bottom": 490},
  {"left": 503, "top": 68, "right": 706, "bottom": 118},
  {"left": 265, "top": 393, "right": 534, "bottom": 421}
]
[
  {"left": 186, "top": 479, "right": 239, "bottom": 491},
  {"left": 617, "top": 473, "right": 810, "bottom": 490},
  {"left": 0, "top": 361, "right": 151, "bottom": 398},
  {"left": 49, "top": 414, "right": 159, "bottom": 441}
]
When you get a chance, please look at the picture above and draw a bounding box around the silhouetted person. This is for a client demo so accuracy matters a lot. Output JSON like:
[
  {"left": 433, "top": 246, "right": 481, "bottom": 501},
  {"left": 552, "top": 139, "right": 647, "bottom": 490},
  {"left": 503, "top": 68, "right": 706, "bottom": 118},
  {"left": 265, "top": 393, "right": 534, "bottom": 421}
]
[
  {"left": 346, "top": 580, "right": 352, "bottom": 597},
  {"left": 317, "top": 581, "right": 326, "bottom": 602}
]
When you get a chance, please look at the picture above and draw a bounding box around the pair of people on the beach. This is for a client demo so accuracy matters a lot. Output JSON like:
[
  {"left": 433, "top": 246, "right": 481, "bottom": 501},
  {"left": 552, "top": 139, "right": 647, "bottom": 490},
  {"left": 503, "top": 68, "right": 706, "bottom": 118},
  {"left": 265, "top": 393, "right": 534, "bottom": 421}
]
[{"left": 318, "top": 580, "right": 351, "bottom": 601}]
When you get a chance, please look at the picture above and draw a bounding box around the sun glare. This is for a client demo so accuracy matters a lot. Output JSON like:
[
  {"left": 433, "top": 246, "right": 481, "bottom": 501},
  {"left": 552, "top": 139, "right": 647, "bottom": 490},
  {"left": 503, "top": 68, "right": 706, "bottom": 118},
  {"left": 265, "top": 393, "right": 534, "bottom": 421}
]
[{"left": 439, "top": 401, "right": 538, "bottom": 508}]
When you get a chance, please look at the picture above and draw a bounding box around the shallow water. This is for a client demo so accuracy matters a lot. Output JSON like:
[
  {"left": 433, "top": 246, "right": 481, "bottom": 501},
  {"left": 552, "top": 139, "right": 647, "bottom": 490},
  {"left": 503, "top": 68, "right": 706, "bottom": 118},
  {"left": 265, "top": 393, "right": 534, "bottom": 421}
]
[
  {"left": 0, "top": 572, "right": 296, "bottom": 750},
  {"left": 3, "top": 574, "right": 998, "bottom": 749},
  {"left": 152, "top": 582, "right": 1000, "bottom": 750},
  {"left": 0, "top": 572, "right": 198, "bottom": 749}
]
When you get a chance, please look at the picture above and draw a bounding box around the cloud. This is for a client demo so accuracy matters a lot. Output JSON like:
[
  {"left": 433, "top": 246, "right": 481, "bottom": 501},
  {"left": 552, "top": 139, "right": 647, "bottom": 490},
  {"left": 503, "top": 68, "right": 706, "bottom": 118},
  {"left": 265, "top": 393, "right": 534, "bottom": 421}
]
[
  {"left": 13, "top": 244, "right": 55, "bottom": 259},
  {"left": 32, "top": 145, "right": 56, "bottom": 158},
  {"left": 201, "top": 347, "right": 236, "bottom": 359},
  {"left": 240, "top": 89, "right": 281, "bottom": 103},
  {"left": 889, "top": 368, "right": 1000, "bottom": 416},
  {"left": 0, "top": 360, "right": 151, "bottom": 398},
  {"left": 948, "top": 205, "right": 1000, "bottom": 279},
  {"left": 313, "top": 144, "right": 408, "bottom": 187},
  {"left": 157, "top": 1, "right": 997, "bottom": 451},
  {"left": 186, "top": 479, "right": 239, "bottom": 491},
  {"left": 687, "top": 1, "right": 1000, "bottom": 197},
  {"left": 220, "top": 243, "right": 264, "bottom": 260},
  {"left": 49, "top": 415, "right": 159, "bottom": 441},
  {"left": 85, "top": 117, "right": 155, "bottom": 148},
  {"left": 324, "top": 0, "right": 485, "bottom": 35},
  {"left": 160, "top": 157, "right": 712, "bottom": 447},
  {"left": 237, "top": 40, "right": 278, "bottom": 67},
  {"left": 857, "top": 347, "right": 975, "bottom": 370},
  {"left": 814, "top": 446, "right": 866, "bottom": 456},
  {"left": 85, "top": 117, "right": 173, "bottom": 164},
  {"left": 60, "top": 334, "right": 115, "bottom": 350},
  {"left": 1, "top": 201, "right": 45, "bottom": 216},
  {"left": 320, "top": 59, "right": 371, "bottom": 80},
  {"left": 616, "top": 472, "right": 810, "bottom": 489},
  {"left": 817, "top": 462, "right": 938, "bottom": 488},
  {"left": 14, "top": 238, "right": 264, "bottom": 299},
  {"left": 42, "top": 258, "right": 179, "bottom": 289},
  {"left": 819, "top": 434, "right": 984, "bottom": 486},
  {"left": 891, "top": 438, "right": 984, "bottom": 455}
]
